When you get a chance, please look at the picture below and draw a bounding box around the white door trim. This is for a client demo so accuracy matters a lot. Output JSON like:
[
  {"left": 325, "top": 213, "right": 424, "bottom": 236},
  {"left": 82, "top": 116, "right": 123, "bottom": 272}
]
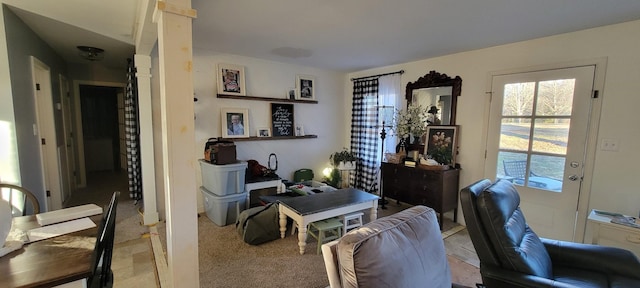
[
  {"left": 59, "top": 74, "right": 75, "bottom": 203},
  {"left": 72, "top": 80, "right": 125, "bottom": 188},
  {"left": 31, "top": 57, "right": 62, "bottom": 211},
  {"left": 484, "top": 57, "right": 607, "bottom": 242}
]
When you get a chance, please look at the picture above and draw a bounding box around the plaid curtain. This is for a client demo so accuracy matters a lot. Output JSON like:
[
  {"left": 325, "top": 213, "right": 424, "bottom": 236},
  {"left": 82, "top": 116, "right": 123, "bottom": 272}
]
[
  {"left": 350, "top": 79, "right": 379, "bottom": 193},
  {"left": 125, "top": 58, "right": 142, "bottom": 202}
]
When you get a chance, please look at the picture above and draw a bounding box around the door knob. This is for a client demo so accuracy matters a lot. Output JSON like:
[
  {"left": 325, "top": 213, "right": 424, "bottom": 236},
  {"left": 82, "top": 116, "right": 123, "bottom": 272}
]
[{"left": 568, "top": 175, "right": 579, "bottom": 181}]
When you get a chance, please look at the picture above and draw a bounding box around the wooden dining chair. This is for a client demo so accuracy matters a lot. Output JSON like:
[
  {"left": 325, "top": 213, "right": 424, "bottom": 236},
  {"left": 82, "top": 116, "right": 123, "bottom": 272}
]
[
  {"left": 52, "top": 191, "right": 119, "bottom": 288},
  {"left": 88, "top": 191, "right": 119, "bottom": 288},
  {"left": 0, "top": 183, "right": 40, "bottom": 216}
]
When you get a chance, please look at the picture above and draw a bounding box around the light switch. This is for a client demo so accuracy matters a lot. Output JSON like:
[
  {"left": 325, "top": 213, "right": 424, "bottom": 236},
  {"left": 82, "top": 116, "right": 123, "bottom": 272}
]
[{"left": 601, "top": 138, "right": 619, "bottom": 151}]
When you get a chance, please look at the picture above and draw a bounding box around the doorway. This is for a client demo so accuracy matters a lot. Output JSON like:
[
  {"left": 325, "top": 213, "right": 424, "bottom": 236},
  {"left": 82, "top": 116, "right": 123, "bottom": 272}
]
[
  {"left": 484, "top": 63, "right": 603, "bottom": 242},
  {"left": 79, "top": 85, "right": 122, "bottom": 173}
]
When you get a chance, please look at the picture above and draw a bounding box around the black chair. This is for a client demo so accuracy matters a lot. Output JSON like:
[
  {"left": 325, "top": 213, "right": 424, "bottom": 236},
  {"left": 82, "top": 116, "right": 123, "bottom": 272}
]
[
  {"left": 502, "top": 160, "right": 562, "bottom": 191},
  {"left": 88, "top": 191, "right": 119, "bottom": 288},
  {"left": 460, "top": 179, "right": 640, "bottom": 288}
]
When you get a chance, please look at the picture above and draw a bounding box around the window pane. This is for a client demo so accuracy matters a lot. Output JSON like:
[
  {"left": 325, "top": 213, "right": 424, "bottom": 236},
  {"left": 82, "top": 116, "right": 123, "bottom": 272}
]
[
  {"left": 502, "top": 82, "right": 535, "bottom": 116},
  {"left": 499, "top": 119, "right": 530, "bottom": 151},
  {"left": 529, "top": 155, "right": 565, "bottom": 192},
  {"left": 496, "top": 151, "right": 527, "bottom": 185},
  {"left": 532, "top": 119, "right": 569, "bottom": 154},
  {"left": 536, "top": 79, "right": 575, "bottom": 116}
]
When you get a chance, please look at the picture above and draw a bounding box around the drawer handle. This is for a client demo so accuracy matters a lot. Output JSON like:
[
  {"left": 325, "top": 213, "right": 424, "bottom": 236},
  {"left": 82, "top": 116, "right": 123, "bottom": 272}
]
[{"left": 626, "top": 235, "right": 640, "bottom": 244}]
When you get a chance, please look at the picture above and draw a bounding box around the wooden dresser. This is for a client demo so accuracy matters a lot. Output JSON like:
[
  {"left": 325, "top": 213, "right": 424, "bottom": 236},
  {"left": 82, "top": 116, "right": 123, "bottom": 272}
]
[{"left": 381, "top": 162, "right": 460, "bottom": 229}]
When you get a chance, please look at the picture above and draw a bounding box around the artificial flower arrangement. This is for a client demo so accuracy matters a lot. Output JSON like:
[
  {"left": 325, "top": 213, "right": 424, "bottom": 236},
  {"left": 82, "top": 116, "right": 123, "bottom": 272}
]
[{"left": 392, "top": 104, "right": 429, "bottom": 141}]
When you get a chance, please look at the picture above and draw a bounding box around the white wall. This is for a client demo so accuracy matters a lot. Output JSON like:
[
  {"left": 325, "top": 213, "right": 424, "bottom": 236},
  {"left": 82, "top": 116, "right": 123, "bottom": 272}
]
[
  {"left": 350, "top": 20, "right": 640, "bottom": 224},
  {"left": 191, "top": 49, "right": 347, "bottom": 212}
]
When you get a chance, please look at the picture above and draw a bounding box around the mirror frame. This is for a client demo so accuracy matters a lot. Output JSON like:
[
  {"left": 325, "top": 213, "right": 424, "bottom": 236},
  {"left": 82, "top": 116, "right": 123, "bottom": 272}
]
[{"left": 405, "top": 70, "right": 462, "bottom": 125}]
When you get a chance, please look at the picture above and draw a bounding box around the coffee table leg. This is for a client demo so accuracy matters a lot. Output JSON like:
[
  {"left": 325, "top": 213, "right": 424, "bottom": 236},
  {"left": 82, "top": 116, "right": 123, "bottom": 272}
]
[
  {"left": 279, "top": 212, "right": 287, "bottom": 238},
  {"left": 297, "top": 224, "right": 308, "bottom": 255},
  {"left": 370, "top": 201, "right": 378, "bottom": 221}
]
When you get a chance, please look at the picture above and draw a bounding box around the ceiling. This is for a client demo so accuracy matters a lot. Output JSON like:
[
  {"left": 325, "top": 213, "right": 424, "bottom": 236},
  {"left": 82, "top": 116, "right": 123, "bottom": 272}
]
[{"left": 5, "top": 0, "right": 640, "bottom": 72}]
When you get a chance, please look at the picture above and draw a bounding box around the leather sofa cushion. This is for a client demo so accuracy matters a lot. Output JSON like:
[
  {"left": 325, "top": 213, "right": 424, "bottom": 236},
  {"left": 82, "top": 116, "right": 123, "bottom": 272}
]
[
  {"left": 336, "top": 205, "right": 451, "bottom": 288},
  {"left": 479, "top": 180, "right": 553, "bottom": 278}
]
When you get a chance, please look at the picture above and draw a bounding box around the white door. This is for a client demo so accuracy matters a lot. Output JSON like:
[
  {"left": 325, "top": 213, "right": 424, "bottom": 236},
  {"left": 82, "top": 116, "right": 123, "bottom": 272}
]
[
  {"left": 32, "top": 57, "right": 62, "bottom": 210},
  {"left": 485, "top": 66, "right": 596, "bottom": 241}
]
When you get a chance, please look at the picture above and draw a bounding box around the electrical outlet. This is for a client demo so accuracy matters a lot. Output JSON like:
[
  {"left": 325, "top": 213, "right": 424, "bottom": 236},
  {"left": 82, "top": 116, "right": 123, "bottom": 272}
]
[{"left": 601, "top": 138, "right": 619, "bottom": 151}]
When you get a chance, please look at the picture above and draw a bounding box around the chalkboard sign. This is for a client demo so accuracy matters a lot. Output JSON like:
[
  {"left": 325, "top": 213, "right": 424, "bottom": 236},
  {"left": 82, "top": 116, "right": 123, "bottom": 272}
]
[{"left": 271, "top": 103, "right": 294, "bottom": 137}]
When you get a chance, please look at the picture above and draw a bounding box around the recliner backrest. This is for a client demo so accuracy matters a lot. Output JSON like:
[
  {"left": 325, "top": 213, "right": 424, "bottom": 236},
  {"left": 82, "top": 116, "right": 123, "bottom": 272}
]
[
  {"left": 461, "top": 179, "right": 552, "bottom": 278},
  {"left": 460, "top": 179, "right": 501, "bottom": 267},
  {"left": 480, "top": 180, "right": 552, "bottom": 278}
]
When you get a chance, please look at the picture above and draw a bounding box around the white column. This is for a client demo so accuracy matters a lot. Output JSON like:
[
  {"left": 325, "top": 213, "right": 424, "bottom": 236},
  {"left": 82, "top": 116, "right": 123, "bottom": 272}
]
[
  {"left": 154, "top": 1, "right": 199, "bottom": 287},
  {"left": 134, "top": 54, "right": 159, "bottom": 226}
]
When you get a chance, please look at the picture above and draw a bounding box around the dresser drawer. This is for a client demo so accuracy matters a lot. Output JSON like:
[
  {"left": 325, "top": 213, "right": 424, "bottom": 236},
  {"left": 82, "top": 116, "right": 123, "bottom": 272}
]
[{"left": 597, "top": 225, "right": 640, "bottom": 257}]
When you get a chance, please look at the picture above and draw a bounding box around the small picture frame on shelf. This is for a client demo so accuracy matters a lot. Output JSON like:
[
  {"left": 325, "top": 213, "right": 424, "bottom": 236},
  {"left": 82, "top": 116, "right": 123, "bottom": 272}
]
[
  {"left": 296, "top": 75, "right": 315, "bottom": 100},
  {"left": 287, "top": 88, "right": 296, "bottom": 100},
  {"left": 257, "top": 127, "right": 271, "bottom": 137},
  {"left": 424, "top": 125, "right": 458, "bottom": 166},
  {"left": 221, "top": 108, "right": 250, "bottom": 138},
  {"left": 295, "top": 125, "right": 305, "bottom": 136},
  {"left": 217, "top": 63, "right": 246, "bottom": 96}
]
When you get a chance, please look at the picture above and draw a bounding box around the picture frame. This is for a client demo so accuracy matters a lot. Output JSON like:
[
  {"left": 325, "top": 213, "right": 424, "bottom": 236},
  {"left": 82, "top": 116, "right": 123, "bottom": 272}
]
[
  {"left": 217, "top": 63, "right": 246, "bottom": 96},
  {"left": 256, "top": 127, "right": 271, "bottom": 137},
  {"left": 271, "top": 103, "right": 294, "bottom": 137},
  {"left": 287, "top": 87, "right": 297, "bottom": 100},
  {"left": 221, "top": 108, "right": 249, "bottom": 138},
  {"left": 295, "top": 75, "right": 315, "bottom": 100},
  {"left": 424, "top": 125, "right": 458, "bottom": 166}
]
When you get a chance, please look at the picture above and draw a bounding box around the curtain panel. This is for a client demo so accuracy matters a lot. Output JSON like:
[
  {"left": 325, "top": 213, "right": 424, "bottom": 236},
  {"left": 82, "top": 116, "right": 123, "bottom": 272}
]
[
  {"left": 125, "top": 58, "right": 142, "bottom": 202},
  {"left": 350, "top": 79, "right": 379, "bottom": 193}
]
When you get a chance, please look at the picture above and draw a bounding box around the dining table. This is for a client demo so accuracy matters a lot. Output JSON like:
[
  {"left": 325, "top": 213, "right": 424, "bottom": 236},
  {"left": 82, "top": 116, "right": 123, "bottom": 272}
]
[{"left": 0, "top": 214, "right": 100, "bottom": 288}]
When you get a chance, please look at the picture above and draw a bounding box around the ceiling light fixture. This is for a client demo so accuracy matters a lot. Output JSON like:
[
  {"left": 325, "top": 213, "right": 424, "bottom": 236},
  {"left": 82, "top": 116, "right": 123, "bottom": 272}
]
[{"left": 77, "top": 46, "right": 105, "bottom": 61}]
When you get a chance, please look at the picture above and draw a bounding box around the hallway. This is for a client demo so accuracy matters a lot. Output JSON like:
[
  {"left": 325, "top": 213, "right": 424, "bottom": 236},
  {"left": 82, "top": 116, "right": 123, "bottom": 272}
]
[{"left": 65, "top": 171, "right": 159, "bottom": 287}]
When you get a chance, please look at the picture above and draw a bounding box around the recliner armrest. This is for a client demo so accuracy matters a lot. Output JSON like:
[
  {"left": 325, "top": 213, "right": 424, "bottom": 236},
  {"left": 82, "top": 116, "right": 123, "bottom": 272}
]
[
  {"left": 541, "top": 238, "right": 640, "bottom": 278},
  {"left": 481, "top": 263, "right": 578, "bottom": 288},
  {"left": 321, "top": 240, "right": 341, "bottom": 288}
]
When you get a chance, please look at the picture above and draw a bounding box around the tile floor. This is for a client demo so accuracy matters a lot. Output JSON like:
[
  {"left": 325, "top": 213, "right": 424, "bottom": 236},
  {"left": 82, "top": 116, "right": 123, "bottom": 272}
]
[{"left": 64, "top": 171, "right": 158, "bottom": 288}]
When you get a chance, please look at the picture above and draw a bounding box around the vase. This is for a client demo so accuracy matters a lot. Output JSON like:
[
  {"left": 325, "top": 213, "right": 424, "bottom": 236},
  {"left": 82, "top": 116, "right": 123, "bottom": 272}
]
[{"left": 396, "top": 137, "right": 408, "bottom": 156}]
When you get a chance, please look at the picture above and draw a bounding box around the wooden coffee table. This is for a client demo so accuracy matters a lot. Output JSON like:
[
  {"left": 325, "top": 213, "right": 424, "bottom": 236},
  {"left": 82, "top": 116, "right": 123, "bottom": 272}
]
[{"left": 277, "top": 188, "right": 379, "bottom": 254}]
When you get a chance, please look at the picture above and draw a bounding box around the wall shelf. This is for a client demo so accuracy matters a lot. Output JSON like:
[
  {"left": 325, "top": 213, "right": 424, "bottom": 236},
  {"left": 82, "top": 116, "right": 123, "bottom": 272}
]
[
  {"left": 220, "top": 135, "right": 318, "bottom": 142},
  {"left": 217, "top": 94, "right": 318, "bottom": 104}
]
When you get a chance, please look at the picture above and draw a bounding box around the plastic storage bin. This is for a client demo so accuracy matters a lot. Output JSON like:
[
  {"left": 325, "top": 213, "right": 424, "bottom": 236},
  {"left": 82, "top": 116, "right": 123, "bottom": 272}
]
[
  {"left": 199, "top": 159, "right": 247, "bottom": 196},
  {"left": 201, "top": 186, "right": 247, "bottom": 226}
]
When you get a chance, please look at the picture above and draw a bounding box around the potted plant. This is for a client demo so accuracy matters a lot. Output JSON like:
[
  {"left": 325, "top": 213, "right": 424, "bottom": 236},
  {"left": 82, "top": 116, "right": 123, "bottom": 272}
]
[
  {"left": 323, "top": 167, "right": 342, "bottom": 188},
  {"left": 330, "top": 148, "right": 357, "bottom": 170}
]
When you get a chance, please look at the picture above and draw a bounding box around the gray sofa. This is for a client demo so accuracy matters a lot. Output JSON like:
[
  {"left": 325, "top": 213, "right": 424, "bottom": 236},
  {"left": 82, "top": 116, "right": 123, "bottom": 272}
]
[{"left": 321, "top": 205, "right": 452, "bottom": 288}]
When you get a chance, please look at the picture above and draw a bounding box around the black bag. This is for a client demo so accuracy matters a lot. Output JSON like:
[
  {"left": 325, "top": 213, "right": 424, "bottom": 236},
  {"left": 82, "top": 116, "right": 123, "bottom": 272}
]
[{"left": 236, "top": 203, "right": 280, "bottom": 245}]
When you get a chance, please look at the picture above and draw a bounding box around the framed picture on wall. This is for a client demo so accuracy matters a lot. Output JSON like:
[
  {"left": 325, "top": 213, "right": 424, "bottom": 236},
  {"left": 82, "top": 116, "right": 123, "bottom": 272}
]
[
  {"left": 217, "top": 63, "right": 246, "bottom": 96},
  {"left": 257, "top": 127, "right": 271, "bottom": 137},
  {"left": 221, "top": 108, "right": 249, "bottom": 138},
  {"left": 424, "top": 125, "right": 458, "bottom": 166},
  {"left": 296, "top": 75, "right": 315, "bottom": 100}
]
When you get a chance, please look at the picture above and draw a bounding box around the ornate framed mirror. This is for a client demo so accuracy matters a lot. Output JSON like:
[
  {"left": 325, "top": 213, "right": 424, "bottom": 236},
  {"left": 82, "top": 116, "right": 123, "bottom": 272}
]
[
  {"left": 405, "top": 70, "right": 462, "bottom": 126},
  {"left": 404, "top": 71, "right": 462, "bottom": 151}
]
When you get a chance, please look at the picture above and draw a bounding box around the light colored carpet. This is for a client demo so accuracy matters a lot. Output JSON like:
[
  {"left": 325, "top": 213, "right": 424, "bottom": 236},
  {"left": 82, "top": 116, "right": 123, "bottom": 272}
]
[{"left": 156, "top": 201, "right": 480, "bottom": 288}]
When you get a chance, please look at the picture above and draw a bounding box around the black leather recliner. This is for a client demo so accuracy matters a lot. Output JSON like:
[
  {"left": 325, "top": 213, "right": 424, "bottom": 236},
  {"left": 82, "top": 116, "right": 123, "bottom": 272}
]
[{"left": 460, "top": 179, "right": 640, "bottom": 288}]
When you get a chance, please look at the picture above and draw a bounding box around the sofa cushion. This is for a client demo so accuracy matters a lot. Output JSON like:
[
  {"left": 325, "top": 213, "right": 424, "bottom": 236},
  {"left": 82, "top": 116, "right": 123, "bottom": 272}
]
[{"left": 336, "top": 205, "right": 451, "bottom": 288}]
